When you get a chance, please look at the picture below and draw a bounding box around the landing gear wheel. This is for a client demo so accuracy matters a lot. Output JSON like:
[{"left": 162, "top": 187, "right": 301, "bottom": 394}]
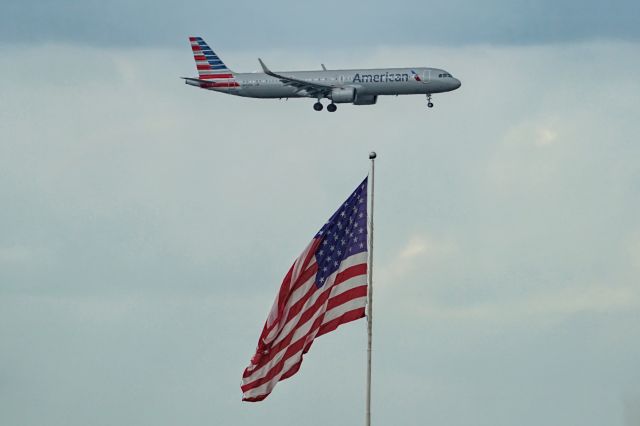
[
  {"left": 426, "top": 93, "right": 434, "bottom": 108},
  {"left": 428, "top": 102, "right": 434, "bottom": 108},
  {"left": 313, "top": 102, "right": 323, "bottom": 111},
  {"left": 327, "top": 103, "right": 337, "bottom": 112}
]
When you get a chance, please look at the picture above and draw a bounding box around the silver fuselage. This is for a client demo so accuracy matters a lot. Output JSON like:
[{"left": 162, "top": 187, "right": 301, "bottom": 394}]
[{"left": 195, "top": 67, "right": 461, "bottom": 99}]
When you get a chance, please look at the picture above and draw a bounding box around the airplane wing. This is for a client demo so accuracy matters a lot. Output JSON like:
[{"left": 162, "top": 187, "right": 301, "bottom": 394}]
[{"left": 258, "top": 58, "right": 335, "bottom": 98}]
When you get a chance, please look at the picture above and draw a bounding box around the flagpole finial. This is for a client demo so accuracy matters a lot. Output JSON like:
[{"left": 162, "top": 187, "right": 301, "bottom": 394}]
[{"left": 369, "top": 151, "right": 377, "bottom": 159}]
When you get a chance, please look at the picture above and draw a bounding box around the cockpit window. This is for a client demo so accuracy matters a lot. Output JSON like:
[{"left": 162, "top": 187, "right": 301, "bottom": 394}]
[{"left": 438, "top": 73, "right": 452, "bottom": 78}]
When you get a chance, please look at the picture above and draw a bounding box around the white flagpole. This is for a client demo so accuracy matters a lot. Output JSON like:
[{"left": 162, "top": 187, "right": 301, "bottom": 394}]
[{"left": 366, "top": 151, "right": 376, "bottom": 426}]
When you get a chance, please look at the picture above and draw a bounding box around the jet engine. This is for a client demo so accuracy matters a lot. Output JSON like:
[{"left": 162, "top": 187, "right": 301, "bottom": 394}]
[
  {"left": 330, "top": 87, "right": 356, "bottom": 103},
  {"left": 354, "top": 94, "right": 378, "bottom": 105}
]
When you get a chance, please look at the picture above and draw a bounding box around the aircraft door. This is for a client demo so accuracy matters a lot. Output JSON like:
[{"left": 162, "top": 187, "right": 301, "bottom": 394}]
[{"left": 421, "top": 69, "right": 430, "bottom": 83}]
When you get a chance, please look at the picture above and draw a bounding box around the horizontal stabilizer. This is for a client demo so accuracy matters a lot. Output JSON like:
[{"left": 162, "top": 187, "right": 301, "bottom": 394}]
[{"left": 181, "top": 77, "right": 239, "bottom": 88}]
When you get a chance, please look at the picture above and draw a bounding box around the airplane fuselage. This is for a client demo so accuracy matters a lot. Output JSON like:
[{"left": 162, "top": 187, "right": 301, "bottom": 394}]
[{"left": 187, "top": 67, "right": 461, "bottom": 101}]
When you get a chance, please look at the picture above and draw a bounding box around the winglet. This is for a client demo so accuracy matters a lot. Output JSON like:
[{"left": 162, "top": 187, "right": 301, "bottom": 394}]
[
  {"left": 258, "top": 58, "right": 271, "bottom": 74},
  {"left": 321, "top": 64, "right": 327, "bottom": 71}
]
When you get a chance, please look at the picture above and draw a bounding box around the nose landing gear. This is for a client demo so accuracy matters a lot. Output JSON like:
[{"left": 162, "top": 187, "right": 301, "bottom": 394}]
[{"left": 427, "top": 93, "right": 434, "bottom": 108}]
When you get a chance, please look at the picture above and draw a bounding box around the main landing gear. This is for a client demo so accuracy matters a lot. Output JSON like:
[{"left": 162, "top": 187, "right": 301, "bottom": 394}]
[
  {"left": 313, "top": 101, "right": 337, "bottom": 112},
  {"left": 426, "top": 93, "right": 434, "bottom": 108}
]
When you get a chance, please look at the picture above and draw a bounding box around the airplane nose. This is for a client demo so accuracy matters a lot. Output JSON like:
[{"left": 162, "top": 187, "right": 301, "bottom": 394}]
[{"left": 453, "top": 78, "right": 461, "bottom": 89}]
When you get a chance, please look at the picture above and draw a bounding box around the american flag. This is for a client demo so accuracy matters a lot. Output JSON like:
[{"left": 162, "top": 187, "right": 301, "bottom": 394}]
[{"left": 241, "top": 177, "right": 369, "bottom": 402}]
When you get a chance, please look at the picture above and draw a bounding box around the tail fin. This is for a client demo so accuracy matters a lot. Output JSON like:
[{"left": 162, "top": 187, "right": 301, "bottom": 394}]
[{"left": 189, "top": 37, "right": 235, "bottom": 80}]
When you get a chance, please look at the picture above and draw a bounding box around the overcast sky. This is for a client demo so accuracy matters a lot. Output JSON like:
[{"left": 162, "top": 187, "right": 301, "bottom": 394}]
[
  {"left": 3, "top": 0, "right": 640, "bottom": 47},
  {"left": 2, "top": 2, "right": 640, "bottom": 426}
]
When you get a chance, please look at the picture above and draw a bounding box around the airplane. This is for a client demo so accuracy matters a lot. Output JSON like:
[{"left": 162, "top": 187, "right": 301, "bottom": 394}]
[{"left": 182, "top": 37, "right": 461, "bottom": 112}]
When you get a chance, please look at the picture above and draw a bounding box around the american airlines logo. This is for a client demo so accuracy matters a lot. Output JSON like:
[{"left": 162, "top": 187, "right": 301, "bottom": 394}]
[{"left": 352, "top": 72, "right": 411, "bottom": 83}]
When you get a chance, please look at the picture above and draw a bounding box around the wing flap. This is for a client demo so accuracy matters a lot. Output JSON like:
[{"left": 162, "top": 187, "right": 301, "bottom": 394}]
[{"left": 258, "top": 58, "right": 334, "bottom": 97}]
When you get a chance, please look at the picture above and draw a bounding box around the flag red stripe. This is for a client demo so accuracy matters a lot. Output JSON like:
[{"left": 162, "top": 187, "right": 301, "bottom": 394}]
[
  {"left": 288, "top": 262, "right": 319, "bottom": 298},
  {"left": 317, "top": 307, "right": 365, "bottom": 337},
  {"left": 261, "top": 240, "right": 321, "bottom": 339},
  {"left": 326, "top": 285, "right": 367, "bottom": 312},
  {"left": 252, "top": 260, "right": 361, "bottom": 367},
  {"left": 242, "top": 394, "right": 269, "bottom": 402},
  {"left": 241, "top": 285, "right": 366, "bottom": 391},
  {"left": 242, "top": 304, "right": 366, "bottom": 400},
  {"left": 258, "top": 265, "right": 316, "bottom": 350},
  {"left": 290, "top": 261, "right": 319, "bottom": 294},
  {"left": 284, "top": 263, "right": 366, "bottom": 327},
  {"left": 242, "top": 283, "right": 332, "bottom": 380},
  {"left": 242, "top": 263, "right": 366, "bottom": 379},
  {"left": 252, "top": 264, "right": 295, "bottom": 353},
  {"left": 241, "top": 308, "right": 326, "bottom": 392}
]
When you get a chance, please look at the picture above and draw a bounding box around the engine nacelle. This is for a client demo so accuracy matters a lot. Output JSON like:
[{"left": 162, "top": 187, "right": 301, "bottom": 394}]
[
  {"left": 330, "top": 87, "right": 356, "bottom": 103},
  {"left": 354, "top": 94, "right": 378, "bottom": 105}
]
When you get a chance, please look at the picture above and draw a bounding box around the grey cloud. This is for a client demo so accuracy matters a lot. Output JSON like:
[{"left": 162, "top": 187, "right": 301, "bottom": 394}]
[{"left": 2, "top": 0, "right": 640, "bottom": 48}]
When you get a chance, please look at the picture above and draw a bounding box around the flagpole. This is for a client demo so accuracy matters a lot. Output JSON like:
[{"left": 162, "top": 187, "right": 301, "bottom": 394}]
[{"left": 366, "top": 151, "right": 376, "bottom": 426}]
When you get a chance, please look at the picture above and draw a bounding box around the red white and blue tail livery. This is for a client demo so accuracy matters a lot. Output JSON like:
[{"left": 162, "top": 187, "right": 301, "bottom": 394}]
[
  {"left": 187, "top": 37, "right": 239, "bottom": 89},
  {"left": 182, "top": 36, "right": 461, "bottom": 111}
]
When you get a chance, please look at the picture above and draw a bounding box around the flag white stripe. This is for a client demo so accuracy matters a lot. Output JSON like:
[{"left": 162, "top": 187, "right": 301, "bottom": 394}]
[
  {"left": 242, "top": 263, "right": 367, "bottom": 385},
  {"left": 264, "top": 273, "right": 316, "bottom": 347},
  {"left": 242, "top": 272, "right": 366, "bottom": 386},
  {"left": 242, "top": 276, "right": 366, "bottom": 384},
  {"left": 242, "top": 295, "right": 367, "bottom": 400},
  {"left": 328, "top": 272, "right": 367, "bottom": 300},
  {"left": 263, "top": 242, "right": 317, "bottom": 343},
  {"left": 271, "top": 241, "right": 318, "bottom": 334},
  {"left": 321, "top": 296, "right": 367, "bottom": 325},
  {"left": 285, "top": 251, "right": 367, "bottom": 310},
  {"left": 270, "top": 252, "right": 366, "bottom": 348},
  {"left": 242, "top": 340, "right": 314, "bottom": 399}
]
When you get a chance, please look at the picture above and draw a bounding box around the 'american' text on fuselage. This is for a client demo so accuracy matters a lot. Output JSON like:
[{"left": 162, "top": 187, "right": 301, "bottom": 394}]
[{"left": 352, "top": 72, "right": 409, "bottom": 83}]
